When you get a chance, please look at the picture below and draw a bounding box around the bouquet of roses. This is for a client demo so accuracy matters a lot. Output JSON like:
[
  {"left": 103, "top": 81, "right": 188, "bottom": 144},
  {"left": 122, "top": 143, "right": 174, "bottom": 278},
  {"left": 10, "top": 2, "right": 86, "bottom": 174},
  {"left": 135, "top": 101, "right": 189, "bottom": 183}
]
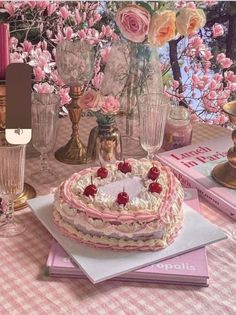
[
  {"left": 79, "top": 89, "right": 120, "bottom": 124},
  {"left": 115, "top": 3, "right": 206, "bottom": 46}
]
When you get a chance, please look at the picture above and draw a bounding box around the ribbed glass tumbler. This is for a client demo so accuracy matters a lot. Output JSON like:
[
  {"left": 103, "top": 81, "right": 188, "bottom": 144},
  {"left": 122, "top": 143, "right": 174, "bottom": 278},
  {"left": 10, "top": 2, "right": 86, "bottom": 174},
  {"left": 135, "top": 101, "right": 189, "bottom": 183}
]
[
  {"left": 0, "top": 144, "right": 26, "bottom": 237},
  {"left": 139, "top": 93, "right": 169, "bottom": 160}
]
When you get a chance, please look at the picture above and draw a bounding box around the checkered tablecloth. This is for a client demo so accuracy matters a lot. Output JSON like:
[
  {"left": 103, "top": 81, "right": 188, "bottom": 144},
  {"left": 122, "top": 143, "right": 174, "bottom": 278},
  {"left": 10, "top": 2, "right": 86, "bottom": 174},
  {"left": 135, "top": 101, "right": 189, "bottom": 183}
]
[{"left": 1, "top": 117, "right": 236, "bottom": 315}]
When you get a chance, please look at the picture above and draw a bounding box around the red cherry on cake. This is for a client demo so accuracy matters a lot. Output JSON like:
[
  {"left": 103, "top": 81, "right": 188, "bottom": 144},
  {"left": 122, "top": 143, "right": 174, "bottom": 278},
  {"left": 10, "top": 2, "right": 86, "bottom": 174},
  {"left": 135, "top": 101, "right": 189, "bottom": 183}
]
[
  {"left": 118, "top": 160, "right": 132, "bottom": 174},
  {"left": 97, "top": 166, "right": 108, "bottom": 179},
  {"left": 148, "top": 166, "right": 160, "bottom": 181},
  {"left": 117, "top": 189, "right": 129, "bottom": 206},
  {"left": 148, "top": 182, "right": 162, "bottom": 194},
  {"left": 83, "top": 177, "right": 97, "bottom": 197}
]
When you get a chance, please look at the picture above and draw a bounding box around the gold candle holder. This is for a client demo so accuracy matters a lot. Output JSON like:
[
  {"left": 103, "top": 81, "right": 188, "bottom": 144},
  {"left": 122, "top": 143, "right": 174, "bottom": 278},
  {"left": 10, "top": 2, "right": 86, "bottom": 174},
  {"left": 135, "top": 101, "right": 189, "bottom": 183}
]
[
  {"left": 0, "top": 81, "right": 36, "bottom": 209},
  {"left": 54, "top": 86, "right": 86, "bottom": 164},
  {"left": 212, "top": 101, "right": 236, "bottom": 189},
  {"left": 0, "top": 82, "right": 6, "bottom": 131}
]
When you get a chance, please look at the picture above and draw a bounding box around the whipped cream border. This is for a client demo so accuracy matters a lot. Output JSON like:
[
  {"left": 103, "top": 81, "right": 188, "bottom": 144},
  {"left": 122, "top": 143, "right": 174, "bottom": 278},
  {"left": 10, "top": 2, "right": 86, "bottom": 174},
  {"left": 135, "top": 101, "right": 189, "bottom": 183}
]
[{"left": 58, "top": 159, "right": 183, "bottom": 223}]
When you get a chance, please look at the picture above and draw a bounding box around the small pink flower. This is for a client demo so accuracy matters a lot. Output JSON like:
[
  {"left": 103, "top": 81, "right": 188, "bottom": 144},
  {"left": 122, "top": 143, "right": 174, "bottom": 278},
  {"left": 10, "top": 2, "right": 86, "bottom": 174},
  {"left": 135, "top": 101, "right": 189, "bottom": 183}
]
[
  {"left": 213, "top": 24, "right": 224, "bottom": 38},
  {"left": 4, "top": 2, "right": 15, "bottom": 16},
  {"left": 115, "top": 5, "right": 150, "bottom": 43},
  {"left": 214, "top": 73, "right": 223, "bottom": 82},
  {"left": 79, "top": 90, "right": 101, "bottom": 111},
  {"left": 21, "top": 40, "right": 33, "bottom": 53},
  {"left": 10, "top": 37, "right": 18, "bottom": 50},
  {"left": 58, "top": 88, "right": 71, "bottom": 106},
  {"left": 36, "top": 1, "right": 48, "bottom": 10},
  {"left": 220, "top": 57, "right": 233, "bottom": 69},
  {"left": 33, "top": 82, "right": 55, "bottom": 94},
  {"left": 47, "top": 3, "right": 57, "bottom": 16},
  {"left": 28, "top": 1, "right": 37, "bottom": 9},
  {"left": 63, "top": 27, "right": 73, "bottom": 40},
  {"left": 228, "top": 82, "right": 236, "bottom": 91},
  {"left": 34, "top": 67, "right": 45, "bottom": 82},
  {"left": 60, "top": 6, "right": 70, "bottom": 20},
  {"left": 10, "top": 52, "right": 24, "bottom": 63},
  {"left": 191, "top": 74, "right": 201, "bottom": 85},
  {"left": 201, "top": 49, "right": 213, "bottom": 61},
  {"left": 209, "top": 80, "right": 217, "bottom": 90},
  {"left": 216, "top": 53, "right": 226, "bottom": 63},
  {"left": 101, "top": 96, "right": 120, "bottom": 114},
  {"left": 75, "top": 9, "right": 82, "bottom": 25},
  {"left": 208, "top": 91, "right": 217, "bottom": 100}
]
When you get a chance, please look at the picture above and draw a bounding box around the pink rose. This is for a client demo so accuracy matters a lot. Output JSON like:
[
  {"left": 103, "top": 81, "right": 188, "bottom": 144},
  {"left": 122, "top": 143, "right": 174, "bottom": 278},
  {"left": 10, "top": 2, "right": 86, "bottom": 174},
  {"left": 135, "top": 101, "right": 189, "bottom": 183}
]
[
  {"left": 101, "top": 96, "right": 120, "bottom": 114},
  {"left": 213, "top": 24, "right": 224, "bottom": 38},
  {"left": 115, "top": 5, "right": 150, "bottom": 43},
  {"left": 79, "top": 90, "right": 101, "bottom": 111}
]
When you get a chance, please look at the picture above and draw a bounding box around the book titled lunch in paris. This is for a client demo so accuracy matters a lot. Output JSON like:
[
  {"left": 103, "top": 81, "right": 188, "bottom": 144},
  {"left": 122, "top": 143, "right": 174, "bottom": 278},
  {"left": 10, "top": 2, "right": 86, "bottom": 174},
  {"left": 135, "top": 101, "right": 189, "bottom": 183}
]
[
  {"left": 46, "top": 189, "right": 209, "bottom": 287},
  {"left": 158, "top": 136, "right": 236, "bottom": 219}
]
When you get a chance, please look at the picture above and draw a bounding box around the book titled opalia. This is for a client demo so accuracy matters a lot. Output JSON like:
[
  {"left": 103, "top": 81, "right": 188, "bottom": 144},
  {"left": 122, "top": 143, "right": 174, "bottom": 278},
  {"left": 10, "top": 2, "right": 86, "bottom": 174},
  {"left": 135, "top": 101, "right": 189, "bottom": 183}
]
[
  {"left": 158, "top": 136, "right": 236, "bottom": 220},
  {"left": 46, "top": 189, "right": 209, "bottom": 287}
]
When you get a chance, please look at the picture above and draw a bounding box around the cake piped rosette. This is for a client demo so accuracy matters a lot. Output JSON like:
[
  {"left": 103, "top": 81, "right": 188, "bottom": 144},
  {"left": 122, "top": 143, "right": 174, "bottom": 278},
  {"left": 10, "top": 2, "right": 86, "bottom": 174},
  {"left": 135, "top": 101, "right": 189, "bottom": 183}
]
[{"left": 53, "top": 158, "right": 184, "bottom": 251}]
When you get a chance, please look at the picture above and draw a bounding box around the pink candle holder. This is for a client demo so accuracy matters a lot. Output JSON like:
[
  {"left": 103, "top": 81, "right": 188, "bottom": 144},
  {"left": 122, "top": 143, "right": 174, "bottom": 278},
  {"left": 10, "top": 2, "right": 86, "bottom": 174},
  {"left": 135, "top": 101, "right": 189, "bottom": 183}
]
[{"left": 162, "top": 105, "right": 192, "bottom": 151}]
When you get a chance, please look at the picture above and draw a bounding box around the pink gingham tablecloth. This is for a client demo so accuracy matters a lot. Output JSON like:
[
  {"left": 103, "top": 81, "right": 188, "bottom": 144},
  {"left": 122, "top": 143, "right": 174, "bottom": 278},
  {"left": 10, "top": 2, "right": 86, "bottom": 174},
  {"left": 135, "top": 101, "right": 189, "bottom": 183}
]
[{"left": 1, "top": 117, "right": 236, "bottom": 315}]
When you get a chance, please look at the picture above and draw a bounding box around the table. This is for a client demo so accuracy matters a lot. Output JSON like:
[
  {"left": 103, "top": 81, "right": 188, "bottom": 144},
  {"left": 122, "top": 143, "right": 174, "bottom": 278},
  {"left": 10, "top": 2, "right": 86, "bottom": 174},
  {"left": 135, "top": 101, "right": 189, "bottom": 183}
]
[{"left": 1, "top": 117, "right": 236, "bottom": 315}]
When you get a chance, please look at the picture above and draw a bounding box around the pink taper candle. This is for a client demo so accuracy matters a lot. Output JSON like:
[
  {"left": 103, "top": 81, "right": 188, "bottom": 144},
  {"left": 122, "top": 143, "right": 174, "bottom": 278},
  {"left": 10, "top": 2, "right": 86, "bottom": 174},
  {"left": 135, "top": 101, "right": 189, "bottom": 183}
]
[{"left": 0, "top": 23, "right": 10, "bottom": 81}]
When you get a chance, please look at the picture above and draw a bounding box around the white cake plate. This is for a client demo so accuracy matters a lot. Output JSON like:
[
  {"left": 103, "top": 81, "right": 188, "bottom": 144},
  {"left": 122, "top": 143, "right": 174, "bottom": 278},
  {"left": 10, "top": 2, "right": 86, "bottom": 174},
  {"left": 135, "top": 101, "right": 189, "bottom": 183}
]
[{"left": 28, "top": 195, "right": 226, "bottom": 284}]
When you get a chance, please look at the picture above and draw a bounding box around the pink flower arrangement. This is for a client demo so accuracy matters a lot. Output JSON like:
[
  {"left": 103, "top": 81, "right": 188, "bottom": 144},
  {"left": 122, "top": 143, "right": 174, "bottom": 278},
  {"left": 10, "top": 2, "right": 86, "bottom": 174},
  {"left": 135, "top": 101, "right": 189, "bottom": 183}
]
[{"left": 79, "top": 90, "right": 120, "bottom": 116}]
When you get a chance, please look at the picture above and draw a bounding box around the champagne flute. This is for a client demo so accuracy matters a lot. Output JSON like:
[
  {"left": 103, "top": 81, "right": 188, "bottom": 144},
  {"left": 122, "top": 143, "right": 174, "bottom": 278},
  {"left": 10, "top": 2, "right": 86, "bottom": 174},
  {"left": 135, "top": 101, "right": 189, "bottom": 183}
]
[
  {"left": 139, "top": 93, "right": 169, "bottom": 159},
  {"left": 0, "top": 143, "right": 26, "bottom": 237},
  {"left": 31, "top": 93, "right": 59, "bottom": 184}
]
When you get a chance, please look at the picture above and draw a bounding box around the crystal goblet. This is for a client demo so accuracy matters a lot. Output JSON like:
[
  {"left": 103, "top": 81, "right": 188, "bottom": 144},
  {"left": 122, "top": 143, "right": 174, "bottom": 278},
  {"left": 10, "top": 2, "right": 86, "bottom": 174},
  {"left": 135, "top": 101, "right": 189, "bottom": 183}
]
[
  {"left": 31, "top": 93, "right": 59, "bottom": 184},
  {"left": 139, "top": 93, "right": 169, "bottom": 160},
  {"left": 0, "top": 144, "right": 26, "bottom": 237}
]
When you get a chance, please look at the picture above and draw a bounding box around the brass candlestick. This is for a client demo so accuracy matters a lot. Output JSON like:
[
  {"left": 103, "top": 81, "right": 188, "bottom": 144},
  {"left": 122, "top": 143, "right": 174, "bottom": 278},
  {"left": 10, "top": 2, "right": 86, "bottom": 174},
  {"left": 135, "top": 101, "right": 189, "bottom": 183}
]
[
  {"left": 54, "top": 86, "right": 86, "bottom": 164},
  {"left": 0, "top": 81, "right": 36, "bottom": 209},
  {"left": 212, "top": 101, "right": 236, "bottom": 189}
]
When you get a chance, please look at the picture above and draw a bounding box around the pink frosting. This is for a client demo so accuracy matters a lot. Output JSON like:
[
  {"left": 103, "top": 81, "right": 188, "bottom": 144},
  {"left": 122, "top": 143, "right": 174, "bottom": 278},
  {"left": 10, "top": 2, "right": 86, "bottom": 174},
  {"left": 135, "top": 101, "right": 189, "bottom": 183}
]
[{"left": 59, "top": 159, "right": 181, "bottom": 225}]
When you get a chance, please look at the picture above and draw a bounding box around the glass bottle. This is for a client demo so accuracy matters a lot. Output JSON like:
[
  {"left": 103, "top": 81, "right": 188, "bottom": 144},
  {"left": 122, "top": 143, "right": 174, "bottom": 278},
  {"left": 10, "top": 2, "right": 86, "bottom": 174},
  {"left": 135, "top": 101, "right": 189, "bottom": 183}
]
[{"left": 162, "top": 105, "right": 192, "bottom": 151}]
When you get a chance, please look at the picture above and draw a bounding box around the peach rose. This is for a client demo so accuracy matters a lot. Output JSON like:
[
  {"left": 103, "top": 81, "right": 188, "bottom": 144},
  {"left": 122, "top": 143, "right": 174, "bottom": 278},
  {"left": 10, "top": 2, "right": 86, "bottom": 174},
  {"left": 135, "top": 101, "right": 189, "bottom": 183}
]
[
  {"left": 115, "top": 4, "right": 151, "bottom": 43},
  {"left": 79, "top": 90, "right": 101, "bottom": 111},
  {"left": 176, "top": 8, "right": 206, "bottom": 36},
  {"left": 148, "top": 11, "right": 176, "bottom": 47},
  {"left": 101, "top": 96, "right": 120, "bottom": 114}
]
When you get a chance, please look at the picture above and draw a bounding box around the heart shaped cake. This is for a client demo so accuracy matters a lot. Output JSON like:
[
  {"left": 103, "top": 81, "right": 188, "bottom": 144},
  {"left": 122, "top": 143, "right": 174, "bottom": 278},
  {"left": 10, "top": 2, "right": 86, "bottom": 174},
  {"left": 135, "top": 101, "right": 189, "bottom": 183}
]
[{"left": 53, "top": 158, "right": 184, "bottom": 251}]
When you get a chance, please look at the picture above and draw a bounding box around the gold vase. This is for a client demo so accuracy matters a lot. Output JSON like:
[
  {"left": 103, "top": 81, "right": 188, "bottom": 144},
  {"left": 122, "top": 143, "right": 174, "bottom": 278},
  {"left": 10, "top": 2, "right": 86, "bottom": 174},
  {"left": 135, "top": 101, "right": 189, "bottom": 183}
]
[
  {"left": 212, "top": 101, "right": 236, "bottom": 189},
  {"left": 54, "top": 86, "right": 87, "bottom": 164},
  {"left": 0, "top": 82, "right": 36, "bottom": 209},
  {"left": 86, "top": 116, "right": 122, "bottom": 165}
]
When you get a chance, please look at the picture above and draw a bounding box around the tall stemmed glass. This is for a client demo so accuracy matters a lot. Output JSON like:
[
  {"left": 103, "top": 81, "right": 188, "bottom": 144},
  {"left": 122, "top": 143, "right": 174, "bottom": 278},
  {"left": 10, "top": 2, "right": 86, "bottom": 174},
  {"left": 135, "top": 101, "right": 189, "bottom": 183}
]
[
  {"left": 31, "top": 93, "right": 59, "bottom": 184},
  {"left": 0, "top": 144, "right": 26, "bottom": 237},
  {"left": 139, "top": 93, "right": 169, "bottom": 159}
]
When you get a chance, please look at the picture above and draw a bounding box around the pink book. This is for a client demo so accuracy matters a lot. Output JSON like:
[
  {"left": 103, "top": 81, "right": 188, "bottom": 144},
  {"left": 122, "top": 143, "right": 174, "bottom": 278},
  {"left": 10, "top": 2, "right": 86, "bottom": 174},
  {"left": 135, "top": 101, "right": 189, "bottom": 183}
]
[
  {"left": 158, "top": 136, "right": 236, "bottom": 220},
  {"left": 46, "top": 189, "right": 209, "bottom": 286}
]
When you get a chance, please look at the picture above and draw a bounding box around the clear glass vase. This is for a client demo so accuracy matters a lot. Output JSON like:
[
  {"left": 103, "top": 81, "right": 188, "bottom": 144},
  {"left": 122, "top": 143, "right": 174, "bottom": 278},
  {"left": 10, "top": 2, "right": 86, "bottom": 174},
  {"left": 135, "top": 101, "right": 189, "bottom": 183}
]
[
  {"left": 120, "top": 43, "right": 164, "bottom": 154},
  {"left": 86, "top": 115, "right": 122, "bottom": 165}
]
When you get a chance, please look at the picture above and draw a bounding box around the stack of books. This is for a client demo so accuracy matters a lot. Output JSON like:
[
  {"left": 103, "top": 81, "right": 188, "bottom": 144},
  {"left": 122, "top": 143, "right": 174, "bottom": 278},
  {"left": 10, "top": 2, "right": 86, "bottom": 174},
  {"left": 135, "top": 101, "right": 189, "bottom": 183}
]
[
  {"left": 46, "top": 188, "right": 209, "bottom": 287},
  {"left": 157, "top": 136, "right": 236, "bottom": 219}
]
